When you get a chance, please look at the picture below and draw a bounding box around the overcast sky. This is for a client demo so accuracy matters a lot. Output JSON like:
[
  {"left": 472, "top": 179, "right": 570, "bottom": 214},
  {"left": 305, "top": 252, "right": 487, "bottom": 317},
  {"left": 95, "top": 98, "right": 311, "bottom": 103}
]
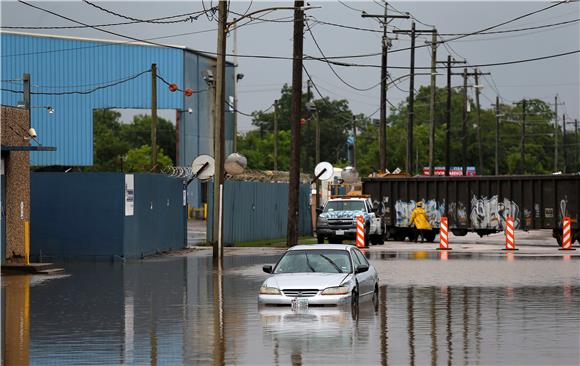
[{"left": 2, "top": 1, "right": 579, "bottom": 132}]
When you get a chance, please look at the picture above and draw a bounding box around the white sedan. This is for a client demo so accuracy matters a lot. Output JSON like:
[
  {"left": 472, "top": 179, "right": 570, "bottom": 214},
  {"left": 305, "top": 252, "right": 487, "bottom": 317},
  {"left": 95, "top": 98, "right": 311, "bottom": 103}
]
[{"left": 258, "top": 244, "right": 379, "bottom": 307}]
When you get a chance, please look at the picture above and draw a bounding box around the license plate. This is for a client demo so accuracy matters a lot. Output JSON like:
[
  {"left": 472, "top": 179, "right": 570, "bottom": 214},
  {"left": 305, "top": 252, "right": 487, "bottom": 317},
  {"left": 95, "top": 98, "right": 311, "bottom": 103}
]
[
  {"left": 336, "top": 230, "right": 345, "bottom": 236},
  {"left": 291, "top": 298, "right": 309, "bottom": 310}
]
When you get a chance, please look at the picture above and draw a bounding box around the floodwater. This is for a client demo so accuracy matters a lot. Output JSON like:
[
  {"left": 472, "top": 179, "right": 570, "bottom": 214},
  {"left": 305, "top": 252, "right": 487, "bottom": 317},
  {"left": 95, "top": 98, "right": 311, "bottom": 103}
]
[{"left": 2, "top": 250, "right": 579, "bottom": 365}]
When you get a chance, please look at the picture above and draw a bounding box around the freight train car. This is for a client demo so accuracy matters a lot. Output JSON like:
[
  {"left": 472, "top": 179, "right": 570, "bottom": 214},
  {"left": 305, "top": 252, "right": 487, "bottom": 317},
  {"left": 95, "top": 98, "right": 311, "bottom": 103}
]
[{"left": 362, "top": 175, "right": 579, "bottom": 246}]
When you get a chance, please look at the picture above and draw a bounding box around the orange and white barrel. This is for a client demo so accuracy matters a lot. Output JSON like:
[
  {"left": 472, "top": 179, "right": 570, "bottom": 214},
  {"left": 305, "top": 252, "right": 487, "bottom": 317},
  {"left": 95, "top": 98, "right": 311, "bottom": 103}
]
[
  {"left": 438, "top": 217, "right": 450, "bottom": 250},
  {"left": 561, "top": 216, "right": 575, "bottom": 250},
  {"left": 505, "top": 216, "right": 516, "bottom": 250},
  {"left": 356, "top": 215, "right": 366, "bottom": 248}
]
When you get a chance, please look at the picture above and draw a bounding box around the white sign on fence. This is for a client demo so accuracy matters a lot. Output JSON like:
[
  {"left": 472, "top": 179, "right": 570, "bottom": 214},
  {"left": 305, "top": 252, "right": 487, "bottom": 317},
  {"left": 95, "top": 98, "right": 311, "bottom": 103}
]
[{"left": 125, "top": 174, "right": 134, "bottom": 216}]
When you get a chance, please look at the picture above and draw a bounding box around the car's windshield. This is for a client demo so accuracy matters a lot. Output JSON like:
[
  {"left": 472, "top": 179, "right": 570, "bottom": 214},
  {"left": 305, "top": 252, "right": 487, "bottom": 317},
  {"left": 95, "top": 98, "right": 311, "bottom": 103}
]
[
  {"left": 324, "top": 201, "right": 365, "bottom": 212},
  {"left": 274, "top": 250, "right": 352, "bottom": 274}
]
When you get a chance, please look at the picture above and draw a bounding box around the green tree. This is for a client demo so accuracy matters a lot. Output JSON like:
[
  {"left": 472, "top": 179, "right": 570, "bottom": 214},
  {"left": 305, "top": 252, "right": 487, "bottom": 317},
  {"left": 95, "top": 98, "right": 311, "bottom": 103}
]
[
  {"left": 120, "top": 114, "right": 176, "bottom": 164},
  {"left": 90, "top": 109, "right": 129, "bottom": 171},
  {"left": 124, "top": 145, "right": 172, "bottom": 172}
]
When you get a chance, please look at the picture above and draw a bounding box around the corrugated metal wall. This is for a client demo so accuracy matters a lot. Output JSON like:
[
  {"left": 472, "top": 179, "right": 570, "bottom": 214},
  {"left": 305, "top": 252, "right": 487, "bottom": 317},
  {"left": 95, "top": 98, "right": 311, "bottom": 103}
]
[
  {"left": 207, "top": 181, "right": 313, "bottom": 244},
  {"left": 30, "top": 172, "right": 185, "bottom": 259},
  {"left": 1, "top": 32, "right": 183, "bottom": 166}
]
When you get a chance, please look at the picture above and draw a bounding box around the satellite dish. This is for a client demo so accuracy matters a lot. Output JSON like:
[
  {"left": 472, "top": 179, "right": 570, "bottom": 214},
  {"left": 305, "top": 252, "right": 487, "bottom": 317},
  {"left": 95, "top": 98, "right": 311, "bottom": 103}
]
[
  {"left": 225, "top": 153, "right": 247, "bottom": 175},
  {"left": 341, "top": 166, "right": 359, "bottom": 184},
  {"left": 191, "top": 154, "right": 215, "bottom": 181},
  {"left": 314, "top": 162, "right": 334, "bottom": 181}
]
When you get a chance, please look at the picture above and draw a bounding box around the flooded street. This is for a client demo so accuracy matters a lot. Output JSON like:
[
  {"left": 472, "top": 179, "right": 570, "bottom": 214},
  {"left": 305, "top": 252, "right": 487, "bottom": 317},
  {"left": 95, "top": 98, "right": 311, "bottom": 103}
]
[{"left": 2, "top": 248, "right": 579, "bottom": 365}]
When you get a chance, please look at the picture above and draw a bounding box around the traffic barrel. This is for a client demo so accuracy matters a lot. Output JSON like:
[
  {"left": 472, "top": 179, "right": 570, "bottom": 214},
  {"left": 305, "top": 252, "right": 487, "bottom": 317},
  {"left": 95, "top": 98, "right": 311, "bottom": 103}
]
[
  {"left": 503, "top": 216, "right": 518, "bottom": 251},
  {"left": 560, "top": 216, "right": 576, "bottom": 251},
  {"left": 437, "top": 216, "right": 451, "bottom": 250},
  {"left": 356, "top": 215, "right": 366, "bottom": 248}
]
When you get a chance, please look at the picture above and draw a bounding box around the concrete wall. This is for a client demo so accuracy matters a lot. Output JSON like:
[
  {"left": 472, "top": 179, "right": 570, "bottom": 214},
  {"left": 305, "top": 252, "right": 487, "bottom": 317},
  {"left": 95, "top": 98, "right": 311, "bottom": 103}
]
[{"left": 1, "top": 106, "right": 30, "bottom": 262}]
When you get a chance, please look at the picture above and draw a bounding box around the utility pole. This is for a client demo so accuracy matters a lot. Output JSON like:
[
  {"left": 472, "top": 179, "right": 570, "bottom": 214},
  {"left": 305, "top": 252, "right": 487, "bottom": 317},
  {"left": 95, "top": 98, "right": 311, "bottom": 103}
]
[
  {"left": 362, "top": 8, "right": 409, "bottom": 172},
  {"left": 437, "top": 57, "right": 465, "bottom": 176},
  {"left": 461, "top": 68, "right": 468, "bottom": 176},
  {"left": 151, "top": 63, "right": 158, "bottom": 172},
  {"left": 474, "top": 69, "right": 483, "bottom": 174},
  {"left": 306, "top": 79, "right": 313, "bottom": 171},
  {"left": 521, "top": 99, "right": 526, "bottom": 174},
  {"left": 287, "top": 0, "right": 304, "bottom": 247},
  {"left": 428, "top": 30, "right": 437, "bottom": 176},
  {"left": 495, "top": 96, "right": 500, "bottom": 175},
  {"left": 273, "top": 99, "right": 278, "bottom": 171},
  {"left": 352, "top": 115, "right": 357, "bottom": 169},
  {"left": 575, "top": 119, "right": 579, "bottom": 172},
  {"left": 563, "top": 113, "right": 568, "bottom": 173},
  {"left": 212, "top": 1, "right": 227, "bottom": 259},
  {"left": 394, "top": 23, "right": 436, "bottom": 175},
  {"left": 232, "top": 18, "right": 238, "bottom": 152},
  {"left": 554, "top": 95, "right": 559, "bottom": 171}
]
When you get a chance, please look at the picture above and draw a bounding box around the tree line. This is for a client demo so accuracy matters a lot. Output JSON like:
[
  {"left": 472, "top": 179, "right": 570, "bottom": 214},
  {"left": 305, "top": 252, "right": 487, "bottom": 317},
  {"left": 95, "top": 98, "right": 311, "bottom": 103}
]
[{"left": 238, "top": 84, "right": 573, "bottom": 176}]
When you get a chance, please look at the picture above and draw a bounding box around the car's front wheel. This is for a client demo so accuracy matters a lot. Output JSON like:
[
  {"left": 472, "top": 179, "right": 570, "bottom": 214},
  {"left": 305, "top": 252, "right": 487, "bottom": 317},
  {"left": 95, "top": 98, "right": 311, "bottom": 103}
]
[{"left": 317, "top": 235, "right": 324, "bottom": 244}]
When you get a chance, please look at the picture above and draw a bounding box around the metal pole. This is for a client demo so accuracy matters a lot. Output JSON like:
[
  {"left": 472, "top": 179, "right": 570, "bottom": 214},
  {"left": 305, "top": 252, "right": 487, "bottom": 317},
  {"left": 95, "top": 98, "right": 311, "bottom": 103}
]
[
  {"left": 287, "top": 0, "right": 304, "bottom": 247},
  {"left": 461, "top": 68, "right": 468, "bottom": 176},
  {"left": 495, "top": 96, "right": 500, "bottom": 175},
  {"left": 407, "top": 22, "right": 416, "bottom": 175},
  {"left": 474, "top": 69, "right": 483, "bottom": 174},
  {"left": 520, "top": 99, "right": 526, "bottom": 174},
  {"left": 428, "top": 30, "right": 437, "bottom": 176},
  {"left": 273, "top": 100, "right": 278, "bottom": 171},
  {"left": 212, "top": 1, "right": 227, "bottom": 258},
  {"left": 151, "top": 64, "right": 158, "bottom": 172},
  {"left": 445, "top": 56, "right": 451, "bottom": 176},
  {"left": 575, "top": 119, "right": 579, "bottom": 172}
]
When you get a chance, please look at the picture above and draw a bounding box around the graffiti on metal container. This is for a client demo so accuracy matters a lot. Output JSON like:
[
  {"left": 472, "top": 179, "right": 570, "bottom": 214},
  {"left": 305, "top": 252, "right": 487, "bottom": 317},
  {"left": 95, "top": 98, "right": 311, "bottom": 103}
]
[
  {"left": 560, "top": 197, "right": 568, "bottom": 219},
  {"left": 469, "top": 195, "right": 520, "bottom": 229},
  {"left": 395, "top": 199, "right": 445, "bottom": 227}
]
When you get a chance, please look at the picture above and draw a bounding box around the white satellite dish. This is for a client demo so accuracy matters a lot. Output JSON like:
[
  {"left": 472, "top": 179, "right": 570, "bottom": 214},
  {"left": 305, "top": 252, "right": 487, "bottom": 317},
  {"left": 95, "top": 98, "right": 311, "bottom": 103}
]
[
  {"left": 225, "top": 153, "right": 247, "bottom": 175},
  {"left": 313, "top": 162, "right": 334, "bottom": 182},
  {"left": 191, "top": 154, "right": 215, "bottom": 181}
]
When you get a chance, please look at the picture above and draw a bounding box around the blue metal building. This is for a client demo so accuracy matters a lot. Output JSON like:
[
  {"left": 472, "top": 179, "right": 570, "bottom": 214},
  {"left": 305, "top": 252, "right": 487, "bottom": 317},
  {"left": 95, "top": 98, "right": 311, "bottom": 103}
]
[{"left": 1, "top": 31, "right": 235, "bottom": 206}]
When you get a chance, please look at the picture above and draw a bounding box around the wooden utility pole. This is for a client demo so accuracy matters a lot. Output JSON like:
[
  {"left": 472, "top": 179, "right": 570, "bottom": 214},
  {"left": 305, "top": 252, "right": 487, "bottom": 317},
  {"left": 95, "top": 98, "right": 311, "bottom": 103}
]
[
  {"left": 394, "top": 23, "right": 435, "bottom": 175},
  {"left": 554, "top": 95, "right": 559, "bottom": 171},
  {"left": 212, "top": 1, "right": 227, "bottom": 259},
  {"left": 563, "top": 113, "right": 568, "bottom": 173},
  {"left": 437, "top": 57, "right": 465, "bottom": 176},
  {"left": 495, "top": 96, "right": 500, "bottom": 175},
  {"left": 287, "top": 0, "right": 304, "bottom": 247},
  {"left": 151, "top": 63, "right": 158, "bottom": 172},
  {"left": 362, "top": 9, "right": 409, "bottom": 172},
  {"left": 23, "top": 73, "right": 30, "bottom": 111},
  {"left": 273, "top": 99, "right": 278, "bottom": 171},
  {"left": 352, "top": 115, "right": 357, "bottom": 169},
  {"left": 461, "top": 68, "right": 468, "bottom": 175},
  {"left": 520, "top": 99, "right": 526, "bottom": 174},
  {"left": 428, "top": 30, "right": 437, "bottom": 176},
  {"left": 232, "top": 18, "right": 238, "bottom": 152},
  {"left": 474, "top": 69, "right": 483, "bottom": 174},
  {"left": 575, "top": 119, "right": 579, "bottom": 172}
]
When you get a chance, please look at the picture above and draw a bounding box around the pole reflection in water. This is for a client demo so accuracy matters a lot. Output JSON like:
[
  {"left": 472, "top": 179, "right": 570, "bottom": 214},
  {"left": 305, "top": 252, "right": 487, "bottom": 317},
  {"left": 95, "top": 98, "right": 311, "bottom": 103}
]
[
  {"left": 445, "top": 286, "right": 453, "bottom": 366},
  {"left": 475, "top": 288, "right": 482, "bottom": 364},
  {"left": 3, "top": 275, "right": 30, "bottom": 366},
  {"left": 149, "top": 293, "right": 158, "bottom": 366},
  {"left": 407, "top": 287, "right": 415, "bottom": 366},
  {"left": 213, "top": 256, "right": 225, "bottom": 366},
  {"left": 380, "top": 286, "right": 388, "bottom": 366},
  {"left": 463, "top": 287, "right": 469, "bottom": 365},
  {"left": 430, "top": 287, "right": 437, "bottom": 366}
]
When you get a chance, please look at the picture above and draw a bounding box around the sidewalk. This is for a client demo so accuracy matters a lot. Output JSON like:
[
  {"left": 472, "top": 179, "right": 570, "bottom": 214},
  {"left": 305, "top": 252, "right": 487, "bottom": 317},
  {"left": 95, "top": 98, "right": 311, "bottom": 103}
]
[{"left": 187, "top": 219, "right": 207, "bottom": 248}]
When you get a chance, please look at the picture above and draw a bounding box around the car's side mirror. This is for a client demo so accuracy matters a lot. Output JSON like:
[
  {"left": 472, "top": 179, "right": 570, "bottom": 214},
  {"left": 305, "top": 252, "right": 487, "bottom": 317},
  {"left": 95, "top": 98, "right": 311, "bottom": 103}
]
[
  {"left": 316, "top": 207, "right": 323, "bottom": 215},
  {"left": 263, "top": 265, "right": 272, "bottom": 274},
  {"left": 355, "top": 264, "right": 369, "bottom": 274}
]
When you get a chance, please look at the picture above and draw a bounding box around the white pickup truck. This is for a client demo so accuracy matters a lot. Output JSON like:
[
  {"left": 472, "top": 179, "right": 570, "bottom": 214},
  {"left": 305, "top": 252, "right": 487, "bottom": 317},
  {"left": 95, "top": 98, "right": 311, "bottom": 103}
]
[{"left": 315, "top": 196, "right": 384, "bottom": 246}]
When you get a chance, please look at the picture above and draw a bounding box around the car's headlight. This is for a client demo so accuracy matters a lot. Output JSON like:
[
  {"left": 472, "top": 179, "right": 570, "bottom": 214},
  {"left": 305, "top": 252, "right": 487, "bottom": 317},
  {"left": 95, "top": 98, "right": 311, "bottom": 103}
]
[
  {"left": 318, "top": 216, "right": 327, "bottom": 224},
  {"left": 321, "top": 285, "right": 350, "bottom": 295},
  {"left": 260, "top": 286, "right": 281, "bottom": 295}
]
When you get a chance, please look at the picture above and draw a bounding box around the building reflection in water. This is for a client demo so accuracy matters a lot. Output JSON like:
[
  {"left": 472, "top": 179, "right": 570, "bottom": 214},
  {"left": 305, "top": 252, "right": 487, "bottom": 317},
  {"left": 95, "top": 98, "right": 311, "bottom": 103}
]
[{"left": 2, "top": 275, "right": 31, "bottom": 366}]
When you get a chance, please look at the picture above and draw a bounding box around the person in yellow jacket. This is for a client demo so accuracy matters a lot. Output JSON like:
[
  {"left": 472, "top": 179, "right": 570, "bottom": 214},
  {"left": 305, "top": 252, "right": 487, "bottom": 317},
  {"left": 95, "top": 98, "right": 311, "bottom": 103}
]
[{"left": 409, "top": 201, "right": 432, "bottom": 242}]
